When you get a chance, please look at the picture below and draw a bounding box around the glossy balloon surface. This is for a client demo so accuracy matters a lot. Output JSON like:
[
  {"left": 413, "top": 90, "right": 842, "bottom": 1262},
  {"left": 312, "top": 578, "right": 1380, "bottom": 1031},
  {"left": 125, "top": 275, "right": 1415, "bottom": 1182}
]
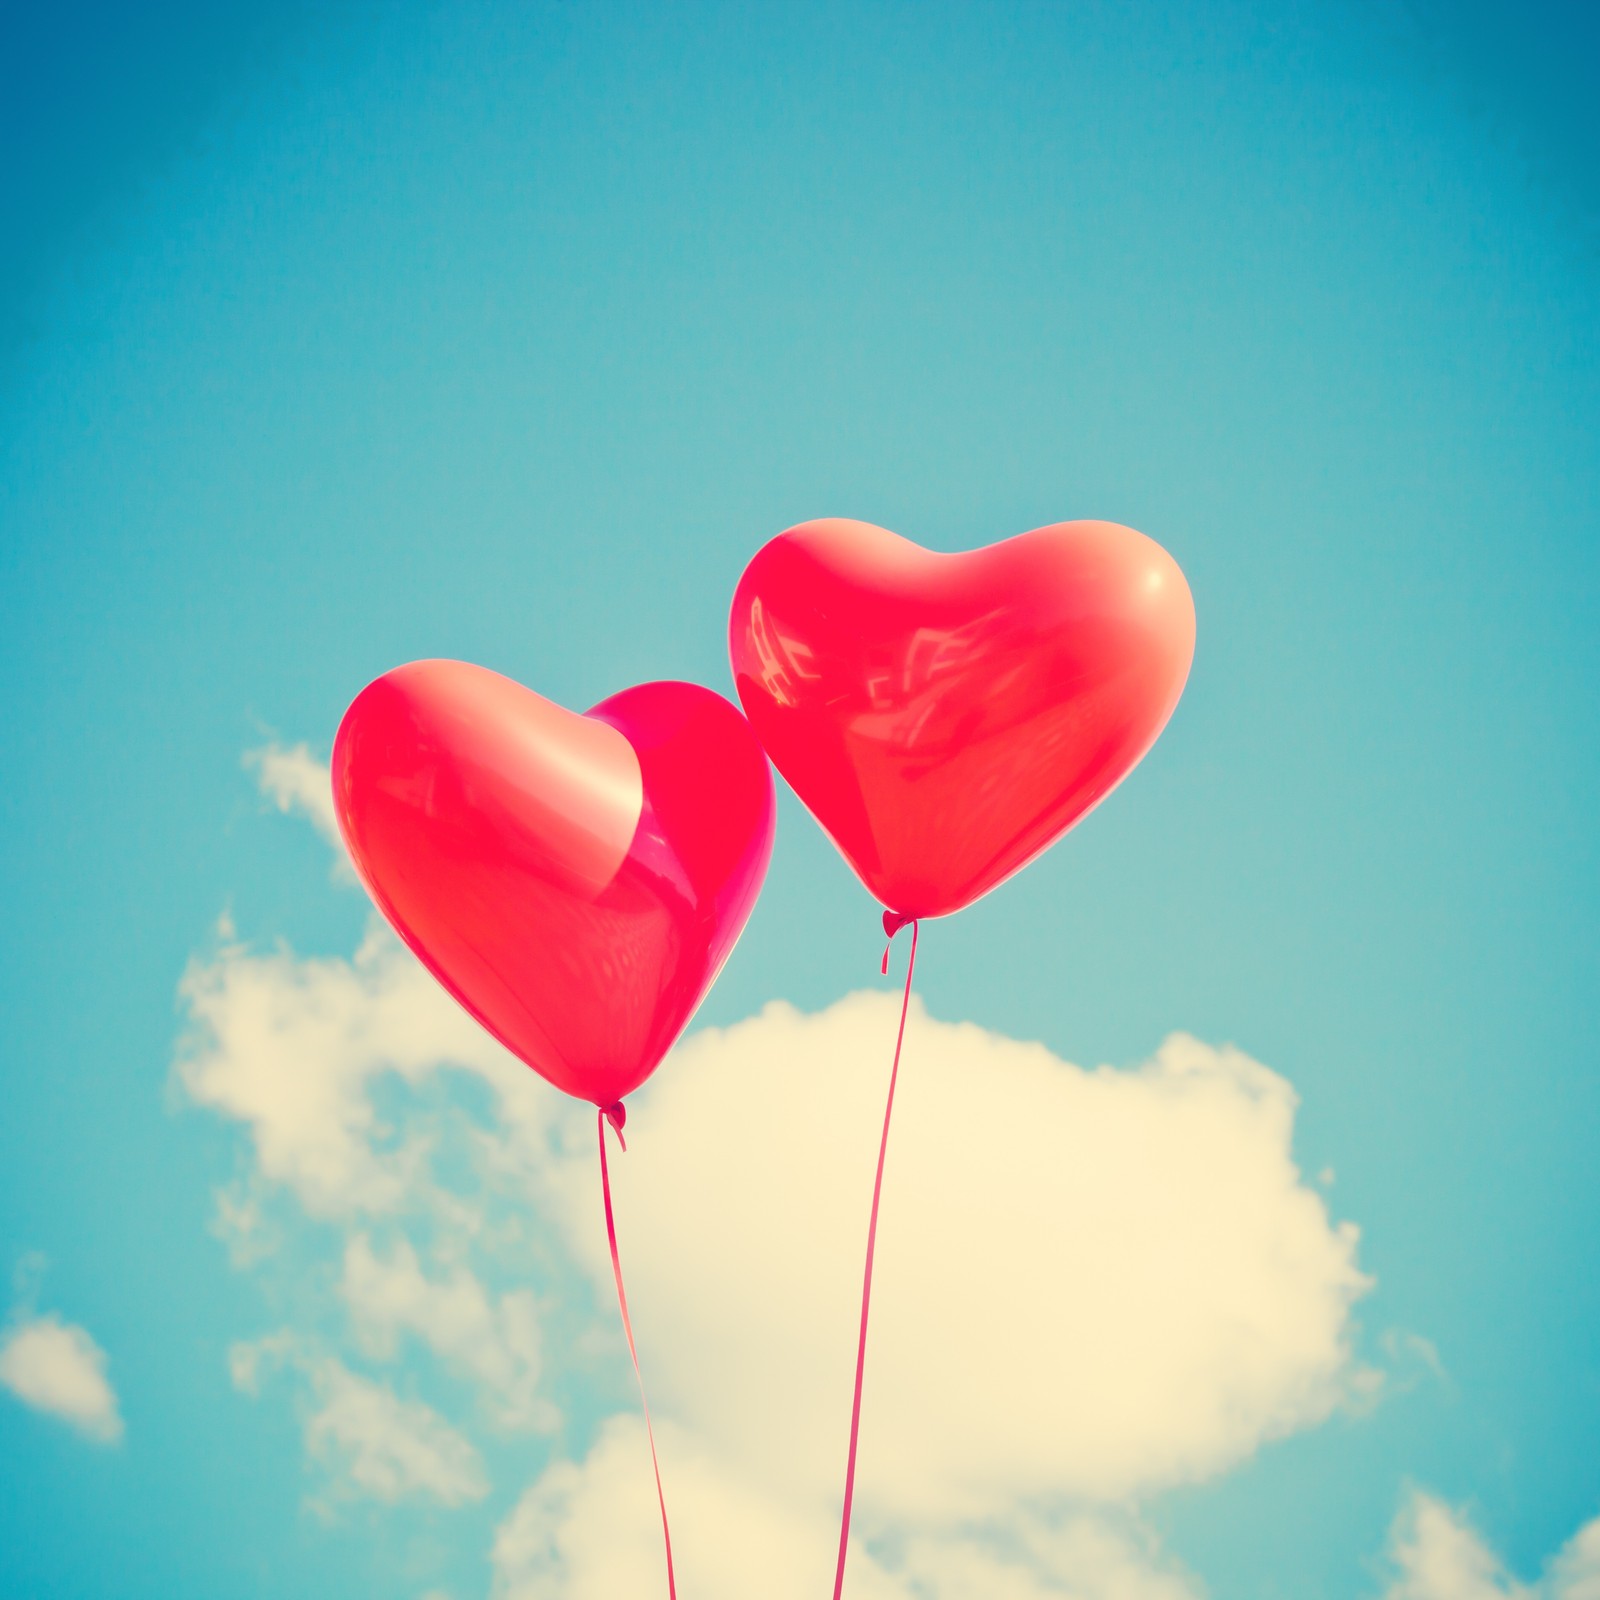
[
  {"left": 333, "top": 661, "right": 775, "bottom": 1107},
  {"left": 729, "top": 519, "right": 1195, "bottom": 919}
]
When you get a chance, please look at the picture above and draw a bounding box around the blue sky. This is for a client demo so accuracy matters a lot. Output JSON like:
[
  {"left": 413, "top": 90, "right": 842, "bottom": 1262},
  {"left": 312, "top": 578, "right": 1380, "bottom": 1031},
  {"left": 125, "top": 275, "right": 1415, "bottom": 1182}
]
[{"left": 1, "top": 2, "right": 1596, "bottom": 1597}]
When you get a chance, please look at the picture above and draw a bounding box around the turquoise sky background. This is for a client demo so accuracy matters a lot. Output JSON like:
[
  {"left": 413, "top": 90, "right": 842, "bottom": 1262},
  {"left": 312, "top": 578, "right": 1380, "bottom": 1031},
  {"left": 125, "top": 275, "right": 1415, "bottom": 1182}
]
[{"left": 2, "top": 2, "right": 1597, "bottom": 1597}]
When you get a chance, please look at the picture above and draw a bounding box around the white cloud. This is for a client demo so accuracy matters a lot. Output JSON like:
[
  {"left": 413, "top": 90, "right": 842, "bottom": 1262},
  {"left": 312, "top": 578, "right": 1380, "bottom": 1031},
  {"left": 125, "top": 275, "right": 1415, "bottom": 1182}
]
[
  {"left": 231, "top": 1335, "right": 489, "bottom": 1507},
  {"left": 1383, "top": 1490, "right": 1600, "bottom": 1600},
  {"left": 491, "top": 1415, "right": 1201, "bottom": 1600},
  {"left": 340, "top": 1233, "right": 557, "bottom": 1431},
  {"left": 0, "top": 1311, "right": 124, "bottom": 1443},
  {"left": 179, "top": 895, "right": 561, "bottom": 1506},
  {"left": 228, "top": 1329, "right": 296, "bottom": 1396},
  {"left": 305, "top": 1357, "right": 489, "bottom": 1506},
  {"left": 1552, "top": 1522, "right": 1600, "bottom": 1600},
  {"left": 1384, "top": 1493, "right": 1528, "bottom": 1600},
  {"left": 486, "top": 996, "right": 1366, "bottom": 1595},
  {"left": 247, "top": 742, "right": 344, "bottom": 853},
  {"left": 176, "top": 922, "right": 549, "bottom": 1216},
  {"left": 191, "top": 768, "right": 1378, "bottom": 1590},
  {"left": 899, "top": 1516, "right": 1203, "bottom": 1600},
  {"left": 531, "top": 997, "right": 1372, "bottom": 1522},
  {"left": 211, "top": 1180, "right": 283, "bottom": 1268},
  {"left": 491, "top": 1415, "right": 884, "bottom": 1600}
]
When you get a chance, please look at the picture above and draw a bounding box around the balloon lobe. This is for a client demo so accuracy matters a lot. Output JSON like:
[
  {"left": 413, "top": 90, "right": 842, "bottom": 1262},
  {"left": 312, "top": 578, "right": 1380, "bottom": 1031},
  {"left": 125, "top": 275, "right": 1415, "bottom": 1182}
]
[
  {"left": 334, "top": 660, "right": 774, "bottom": 1108},
  {"left": 729, "top": 518, "right": 1195, "bottom": 918}
]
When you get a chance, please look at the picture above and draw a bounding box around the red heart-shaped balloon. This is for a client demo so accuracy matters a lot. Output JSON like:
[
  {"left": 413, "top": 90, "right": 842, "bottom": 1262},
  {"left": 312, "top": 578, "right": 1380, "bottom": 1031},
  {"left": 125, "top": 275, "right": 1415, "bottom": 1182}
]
[
  {"left": 332, "top": 661, "right": 775, "bottom": 1108},
  {"left": 729, "top": 519, "right": 1195, "bottom": 919}
]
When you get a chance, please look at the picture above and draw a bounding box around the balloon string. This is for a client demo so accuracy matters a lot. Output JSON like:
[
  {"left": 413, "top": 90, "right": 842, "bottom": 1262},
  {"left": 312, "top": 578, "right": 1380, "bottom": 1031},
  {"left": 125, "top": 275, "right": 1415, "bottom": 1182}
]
[
  {"left": 832, "top": 915, "right": 919, "bottom": 1600},
  {"left": 598, "top": 1106, "right": 678, "bottom": 1600}
]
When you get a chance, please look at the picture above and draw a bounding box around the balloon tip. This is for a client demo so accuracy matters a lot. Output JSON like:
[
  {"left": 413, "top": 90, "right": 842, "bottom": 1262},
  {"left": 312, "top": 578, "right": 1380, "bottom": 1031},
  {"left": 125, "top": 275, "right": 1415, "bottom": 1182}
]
[{"left": 602, "top": 1101, "right": 627, "bottom": 1143}]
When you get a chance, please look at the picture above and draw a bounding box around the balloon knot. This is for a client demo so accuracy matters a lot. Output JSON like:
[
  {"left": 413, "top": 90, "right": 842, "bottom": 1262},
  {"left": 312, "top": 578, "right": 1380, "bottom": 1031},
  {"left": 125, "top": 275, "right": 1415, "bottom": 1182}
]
[
  {"left": 602, "top": 1101, "right": 627, "bottom": 1150},
  {"left": 880, "top": 910, "right": 916, "bottom": 974}
]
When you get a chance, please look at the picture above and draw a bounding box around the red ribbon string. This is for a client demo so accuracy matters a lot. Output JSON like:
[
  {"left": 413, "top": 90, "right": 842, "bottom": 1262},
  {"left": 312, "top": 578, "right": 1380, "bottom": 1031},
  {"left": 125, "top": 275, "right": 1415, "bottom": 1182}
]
[
  {"left": 598, "top": 1103, "right": 677, "bottom": 1600},
  {"left": 833, "top": 913, "right": 919, "bottom": 1600}
]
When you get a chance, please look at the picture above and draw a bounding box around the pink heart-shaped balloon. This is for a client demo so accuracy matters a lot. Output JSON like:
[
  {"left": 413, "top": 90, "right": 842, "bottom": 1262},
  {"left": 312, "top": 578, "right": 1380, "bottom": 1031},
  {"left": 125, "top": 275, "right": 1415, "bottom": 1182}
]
[
  {"left": 332, "top": 661, "right": 775, "bottom": 1108},
  {"left": 729, "top": 519, "right": 1195, "bottom": 919}
]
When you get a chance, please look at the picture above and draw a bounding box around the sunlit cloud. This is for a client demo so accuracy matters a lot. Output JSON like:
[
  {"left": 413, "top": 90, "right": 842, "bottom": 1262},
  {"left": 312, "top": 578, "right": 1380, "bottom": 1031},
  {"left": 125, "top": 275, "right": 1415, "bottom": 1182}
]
[
  {"left": 184, "top": 748, "right": 1375, "bottom": 1585},
  {"left": 529, "top": 997, "right": 1374, "bottom": 1521}
]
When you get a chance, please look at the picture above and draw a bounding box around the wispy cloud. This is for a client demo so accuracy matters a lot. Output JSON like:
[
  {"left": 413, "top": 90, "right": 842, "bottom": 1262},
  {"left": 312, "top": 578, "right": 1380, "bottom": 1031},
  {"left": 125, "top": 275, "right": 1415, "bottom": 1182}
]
[
  {"left": 1382, "top": 1488, "right": 1600, "bottom": 1600},
  {"left": 303, "top": 1356, "right": 489, "bottom": 1506},
  {"left": 246, "top": 741, "right": 344, "bottom": 852},
  {"left": 341, "top": 1233, "right": 558, "bottom": 1432},
  {"left": 232, "top": 1335, "right": 489, "bottom": 1507},
  {"left": 176, "top": 921, "right": 547, "bottom": 1217}
]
